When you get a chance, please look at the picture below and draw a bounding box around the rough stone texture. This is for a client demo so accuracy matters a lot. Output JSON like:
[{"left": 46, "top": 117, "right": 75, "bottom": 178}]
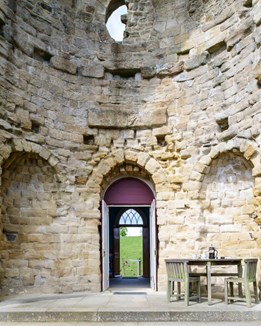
[
  {"left": 0, "top": 0, "right": 260, "bottom": 296},
  {"left": 254, "top": 59, "right": 261, "bottom": 84}
]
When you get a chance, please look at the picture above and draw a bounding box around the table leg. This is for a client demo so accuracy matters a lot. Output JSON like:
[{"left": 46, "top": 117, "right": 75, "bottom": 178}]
[
  {"left": 238, "top": 261, "right": 243, "bottom": 297},
  {"left": 207, "top": 261, "right": 212, "bottom": 305}
]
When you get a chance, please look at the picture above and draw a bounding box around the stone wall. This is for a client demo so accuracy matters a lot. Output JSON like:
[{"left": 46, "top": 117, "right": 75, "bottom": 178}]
[{"left": 0, "top": 0, "right": 260, "bottom": 295}]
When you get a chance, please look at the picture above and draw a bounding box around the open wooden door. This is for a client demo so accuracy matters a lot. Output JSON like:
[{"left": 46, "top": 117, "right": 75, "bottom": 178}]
[
  {"left": 102, "top": 200, "right": 109, "bottom": 291},
  {"left": 143, "top": 226, "right": 149, "bottom": 277},
  {"left": 113, "top": 227, "right": 120, "bottom": 276},
  {"left": 150, "top": 199, "right": 157, "bottom": 290}
]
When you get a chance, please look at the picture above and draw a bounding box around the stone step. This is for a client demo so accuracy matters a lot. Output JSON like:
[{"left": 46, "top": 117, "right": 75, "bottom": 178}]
[
  {"left": 0, "top": 323, "right": 261, "bottom": 326},
  {"left": 0, "top": 310, "right": 261, "bottom": 323}
]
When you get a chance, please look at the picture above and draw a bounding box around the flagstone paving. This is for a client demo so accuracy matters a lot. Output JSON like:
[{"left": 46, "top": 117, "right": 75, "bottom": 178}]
[{"left": 0, "top": 290, "right": 260, "bottom": 324}]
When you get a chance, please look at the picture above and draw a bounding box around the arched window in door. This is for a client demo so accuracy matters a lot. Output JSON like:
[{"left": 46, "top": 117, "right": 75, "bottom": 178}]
[{"left": 119, "top": 209, "right": 143, "bottom": 226}]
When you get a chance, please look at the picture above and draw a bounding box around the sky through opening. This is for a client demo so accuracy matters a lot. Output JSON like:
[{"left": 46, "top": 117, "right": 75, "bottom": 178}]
[{"left": 106, "top": 5, "right": 127, "bottom": 41}]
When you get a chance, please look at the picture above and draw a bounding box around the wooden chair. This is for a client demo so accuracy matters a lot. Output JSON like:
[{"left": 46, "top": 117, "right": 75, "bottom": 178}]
[
  {"left": 224, "top": 258, "right": 259, "bottom": 307},
  {"left": 165, "top": 260, "right": 201, "bottom": 306}
]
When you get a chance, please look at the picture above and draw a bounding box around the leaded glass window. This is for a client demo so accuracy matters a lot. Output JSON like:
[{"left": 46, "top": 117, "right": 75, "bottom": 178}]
[{"left": 119, "top": 209, "right": 143, "bottom": 225}]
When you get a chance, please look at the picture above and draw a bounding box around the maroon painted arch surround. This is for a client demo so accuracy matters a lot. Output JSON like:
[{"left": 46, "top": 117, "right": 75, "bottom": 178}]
[{"left": 104, "top": 177, "right": 154, "bottom": 205}]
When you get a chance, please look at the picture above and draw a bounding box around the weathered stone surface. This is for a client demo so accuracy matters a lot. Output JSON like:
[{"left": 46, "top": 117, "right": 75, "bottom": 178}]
[
  {"left": 88, "top": 106, "right": 130, "bottom": 128},
  {"left": 225, "top": 18, "right": 253, "bottom": 51},
  {"left": 140, "top": 66, "right": 156, "bottom": 79},
  {"left": 50, "top": 56, "right": 77, "bottom": 75},
  {"left": 156, "top": 62, "right": 184, "bottom": 77},
  {"left": 79, "top": 61, "right": 104, "bottom": 78},
  {"left": 88, "top": 105, "right": 166, "bottom": 128},
  {"left": 253, "top": 29, "right": 261, "bottom": 46},
  {"left": 184, "top": 52, "right": 208, "bottom": 71},
  {"left": 254, "top": 59, "right": 261, "bottom": 84},
  {"left": 201, "top": 7, "right": 235, "bottom": 32},
  {"left": 0, "top": 0, "right": 260, "bottom": 297},
  {"left": 253, "top": 3, "right": 261, "bottom": 25}
]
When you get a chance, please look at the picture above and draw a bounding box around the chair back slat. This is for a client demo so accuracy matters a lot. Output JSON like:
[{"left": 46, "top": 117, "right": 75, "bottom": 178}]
[
  {"left": 165, "top": 259, "right": 201, "bottom": 305},
  {"left": 244, "top": 259, "right": 258, "bottom": 281},
  {"left": 166, "top": 261, "right": 188, "bottom": 280}
]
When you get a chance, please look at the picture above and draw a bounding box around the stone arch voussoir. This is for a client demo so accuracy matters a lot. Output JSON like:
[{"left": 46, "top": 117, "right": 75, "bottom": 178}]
[
  {"left": 86, "top": 149, "right": 169, "bottom": 207},
  {"left": 0, "top": 139, "right": 59, "bottom": 170}
]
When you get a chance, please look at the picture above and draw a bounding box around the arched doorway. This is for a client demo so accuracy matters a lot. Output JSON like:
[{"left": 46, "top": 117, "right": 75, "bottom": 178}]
[{"left": 102, "top": 177, "right": 157, "bottom": 291}]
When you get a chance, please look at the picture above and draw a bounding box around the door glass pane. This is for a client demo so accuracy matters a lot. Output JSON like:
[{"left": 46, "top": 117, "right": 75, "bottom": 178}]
[{"left": 119, "top": 209, "right": 143, "bottom": 225}]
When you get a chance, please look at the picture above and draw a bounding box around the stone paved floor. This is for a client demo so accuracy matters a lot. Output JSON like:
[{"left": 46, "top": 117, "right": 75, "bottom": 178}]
[
  {"left": 1, "top": 290, "right": 260, "bottom": 312},
  {"left": 0, "top": 279, "right": 260, "bottom": 324},
  {"left": 0, "top": 322, "right": 261, "bottom": 326}
]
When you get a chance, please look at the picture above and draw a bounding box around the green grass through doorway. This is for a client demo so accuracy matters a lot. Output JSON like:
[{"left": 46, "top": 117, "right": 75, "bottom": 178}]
[{"left": 120, "top": 235, "right": 143, "bottom": 277}]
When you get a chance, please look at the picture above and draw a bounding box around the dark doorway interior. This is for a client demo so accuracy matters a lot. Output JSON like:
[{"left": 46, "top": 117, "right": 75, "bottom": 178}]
[
  {"left": 110, "top": 276, "right": 150, "bottom": 291},
  {"left": 109, "top": 206, "right": 150, "bottom": 288}
]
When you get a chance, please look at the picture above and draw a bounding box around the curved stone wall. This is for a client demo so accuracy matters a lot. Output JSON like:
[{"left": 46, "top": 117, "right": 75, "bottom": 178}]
[{"left": 0, "top": 0, "right": 260, "bottom": 294}]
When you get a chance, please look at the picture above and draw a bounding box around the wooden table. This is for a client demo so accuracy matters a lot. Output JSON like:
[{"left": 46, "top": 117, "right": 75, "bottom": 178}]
[{"left": 165, "top": 258, "right": 242, "bottom": 305}]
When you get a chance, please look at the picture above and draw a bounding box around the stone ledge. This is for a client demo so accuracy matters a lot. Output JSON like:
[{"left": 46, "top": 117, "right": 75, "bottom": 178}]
[{"left": 0, "top": 310, "right": 260, "bottom": 322}]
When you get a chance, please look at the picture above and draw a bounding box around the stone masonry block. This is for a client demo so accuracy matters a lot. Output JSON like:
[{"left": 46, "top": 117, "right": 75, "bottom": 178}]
[
  {"left": 50, "top": 56, "right": 77, "bottom": 75},
  {"left": 183, "top": 181, "right": 202, "bottom": 192},
  {"left": 137, "top": 152, "right": 150, "bottom": 167},
  {"left": 184, "top": 52, "right": 208, "bottom": 71},
  {"left": 13, "top": 139, "right": 24, "bottom": 151},
  {"left": 253, "top": 187, "right": 261, "bottom": 196},
  {"left": 156, "top": 192, "right": 175, "bottom": 200},
  {"left": 254, "top": 59, "right": 261, "bottom": 84},
  {"left": 243, "top": 144, "right": 256, "bottom": 160},
  {"left": 22, "top": 140, "right": 32, "bottom": 153},
  {"left": 0, "top": 144, "right": 11, "bottom": 160},
  {"left": 152, "top": 125, "right": 172, "bottom": 137},
  {"left": 112, "top": 149, "right": 125, "bottom": 164},
  {"left": 79, "top": 62, "right": 104, "bottom": 78},
  {"left": 194, "top": 162, "right": 208, "bottom": 174},
  {"left": 48, "top": 156, "right": 59, "bottom": 167},
  {"left": 30, "top": 143, "right": 41, "bottom": 154},
  {"left": 202, "top": 7, "right": 234, "bottom": 32},
  {"left": 145, "top": 158, "right": 161, "bottom": 175},
  {"left": 210, "top": 147, "right": 221, "bottom": 159},
  {"left": 152, "top": 170, "right": 168, "bottom": 184},
  {"left": 125, "top": 150, "right": 138, "bottom": 163},
  {"left": 253, "top": 4, "right": 261, "bottom": 25},
  {"left": 190, "top": 171, "right": 205, "bottom": 181},
  {"left": 199, "top": 155, "right": 212, "bottom": 166},
  {"left": 88, "top": 107, "right": 129, "bottom": 128},
  {"left": 220, "top": 224, "right": 242, "bottom": 233},
  {"left": 207, "top": 214, "right": 233, "bottom": 225},
  {"left": 39, "top": 148, "right": 51, "bottom": 161},
  {"left": 16, "top": 108, "right": 31, "bottom": 130},
  {"left": 252, "top": 165, "right": 261, "bottom": 177},
  {"left": 96, "top": 159, "right": 114, "bottom": 176}
]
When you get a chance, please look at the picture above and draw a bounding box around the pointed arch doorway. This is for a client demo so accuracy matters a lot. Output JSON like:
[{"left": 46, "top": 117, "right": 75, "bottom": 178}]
[{"left": 102, "top": 177, "right": 157, "bottom": 291}]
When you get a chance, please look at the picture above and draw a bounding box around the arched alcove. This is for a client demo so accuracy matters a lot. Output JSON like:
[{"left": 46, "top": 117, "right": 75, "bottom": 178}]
[
  {"left": 0, "top": 152, "right": 59, "bottom": 294},
  {"left": 199, "top": 152, "right": 256, "bottom": 257}
]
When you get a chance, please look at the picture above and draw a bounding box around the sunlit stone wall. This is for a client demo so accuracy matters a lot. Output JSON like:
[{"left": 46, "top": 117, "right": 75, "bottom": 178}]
[{"left": 0, "top": 0, "right": 260, "bottom": 295}]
